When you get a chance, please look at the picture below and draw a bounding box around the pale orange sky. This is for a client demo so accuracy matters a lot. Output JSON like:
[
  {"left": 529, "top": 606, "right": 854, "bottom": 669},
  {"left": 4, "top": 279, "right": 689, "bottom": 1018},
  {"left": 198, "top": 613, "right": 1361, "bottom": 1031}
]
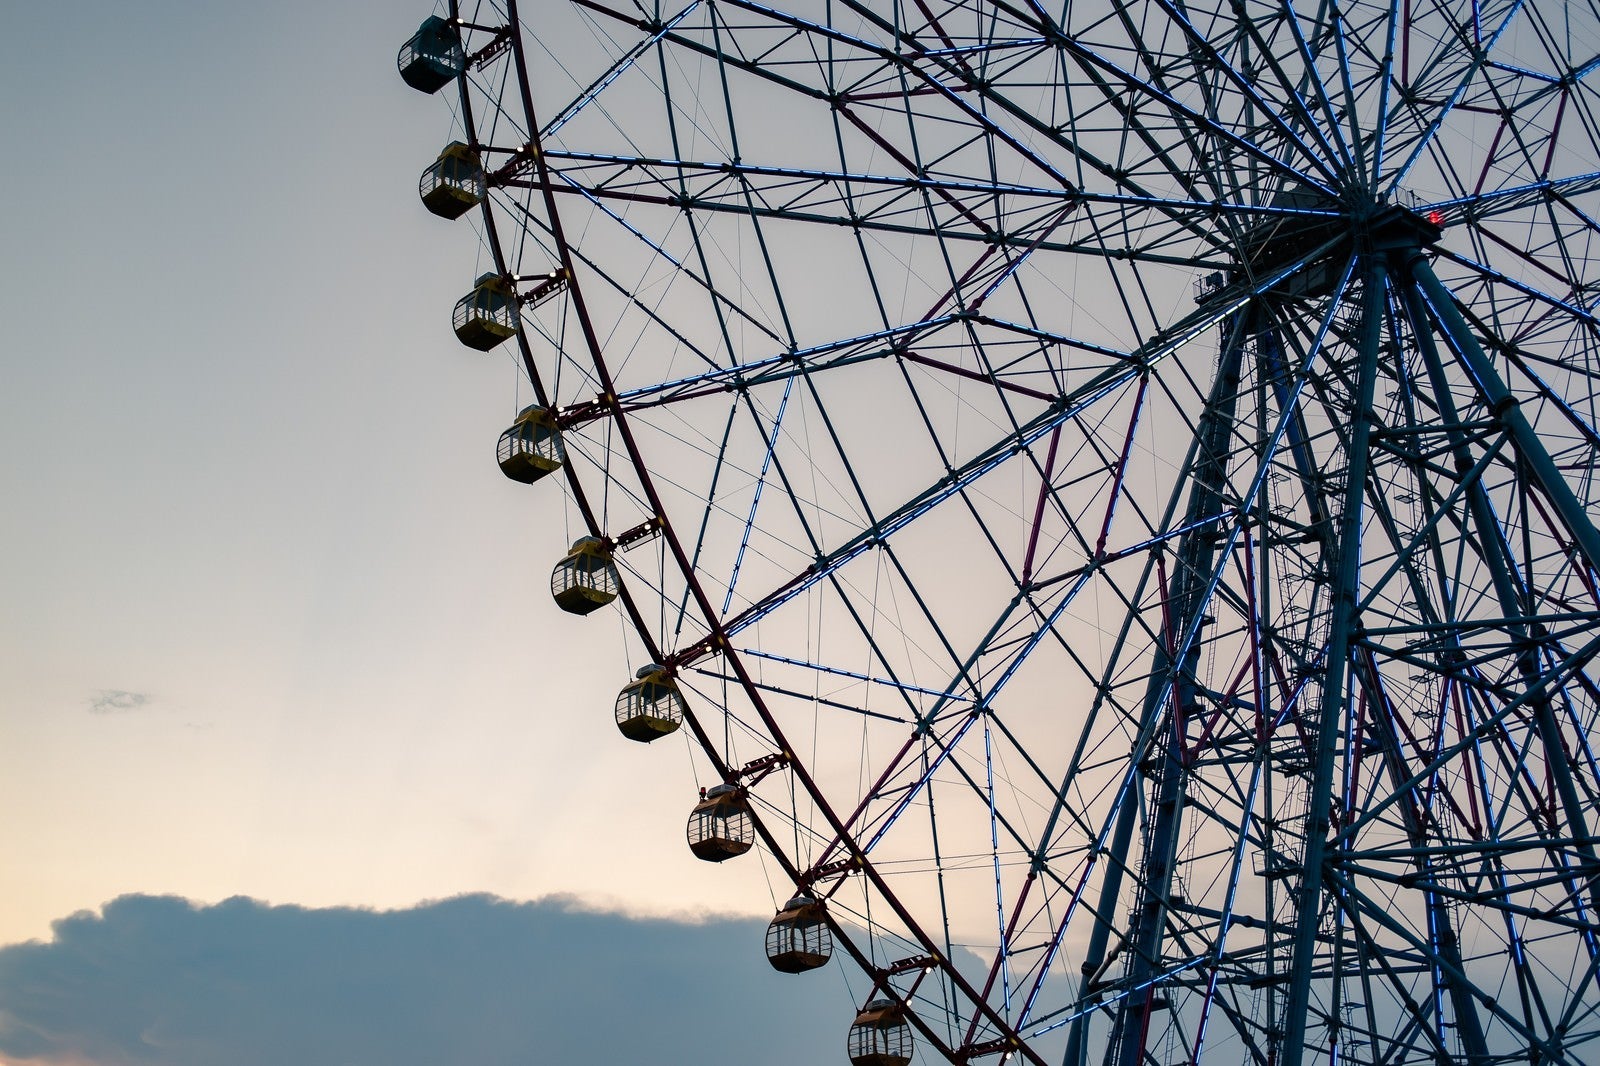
[{"left": 0, "top": 0, "right": 778, "bottom": 947}]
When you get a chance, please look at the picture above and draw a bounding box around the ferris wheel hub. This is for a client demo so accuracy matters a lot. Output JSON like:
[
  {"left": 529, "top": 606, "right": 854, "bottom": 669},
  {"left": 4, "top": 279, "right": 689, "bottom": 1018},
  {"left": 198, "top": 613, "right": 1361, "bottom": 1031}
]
[{"left": 1236, "top": 193, "right": 1444, "bottom": 300}]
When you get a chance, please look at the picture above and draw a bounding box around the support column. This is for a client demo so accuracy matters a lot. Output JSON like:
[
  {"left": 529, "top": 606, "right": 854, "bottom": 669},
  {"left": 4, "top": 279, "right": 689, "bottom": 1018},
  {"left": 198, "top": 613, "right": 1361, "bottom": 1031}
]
[
  {"left": 1074, "top": 310, "right": 1252, "bottom": 1066},
  {"left": 1112, "top": 325, "right": 1250, "bottom": 1066},
  {"left": 1280, "top": 257, "right": 1388, "bottom": 1066}
]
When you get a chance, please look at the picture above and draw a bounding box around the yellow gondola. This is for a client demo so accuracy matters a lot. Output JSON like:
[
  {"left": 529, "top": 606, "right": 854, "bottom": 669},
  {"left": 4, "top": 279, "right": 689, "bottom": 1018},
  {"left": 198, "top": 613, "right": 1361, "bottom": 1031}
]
[
  {"left": 419, "top": 142, "right": 485, "bottom": 219},
  {"left": 848, "top": 1000, "right": 913, "bottom": 1066},
  {"left": 550, "top": 537, "right": 619, "bottom": 615},
  {"left": 686, "top": 784, "right": 753, "bottom": 861},
  {"left": 497, "top": 405, "right": 565, "bottom": 483},
  {"left": 765, "top": 893, "right": 832, "bottom": 973},
  {"left": 614, "top": 665, "right": 684, "bottom": 742},
  {"left": 453, "top": 274, "right": 519, "bottom": 351}
]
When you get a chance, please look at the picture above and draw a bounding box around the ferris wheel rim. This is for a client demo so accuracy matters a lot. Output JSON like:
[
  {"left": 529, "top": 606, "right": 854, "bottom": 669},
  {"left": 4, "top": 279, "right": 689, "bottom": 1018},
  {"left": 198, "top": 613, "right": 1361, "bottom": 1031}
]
[
  {"left": 425, "top": 2, "right": 1600, "bottom": 1063},
  {"left": 449, "top": 2, "right": 1050, "bottom": 1061}
]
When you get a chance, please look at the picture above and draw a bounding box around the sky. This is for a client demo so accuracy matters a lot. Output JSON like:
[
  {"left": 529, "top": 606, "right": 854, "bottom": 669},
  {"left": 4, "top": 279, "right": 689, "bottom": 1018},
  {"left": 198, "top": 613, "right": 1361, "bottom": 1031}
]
[
  {"left": 14, "top": 5, "right": 1600, "bottom": 1065},
  {"left": 0, "top": 2, "right": 851, "bottom": 1060}
]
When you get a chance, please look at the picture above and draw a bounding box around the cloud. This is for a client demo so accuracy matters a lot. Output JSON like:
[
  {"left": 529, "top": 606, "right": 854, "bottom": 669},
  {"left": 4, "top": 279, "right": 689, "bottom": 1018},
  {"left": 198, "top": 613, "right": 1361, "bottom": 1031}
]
[
  {"left": 86, "top": 691, "right": 150, "bottom": 714},
  {"left": 0, "top": 894, "right": 860, "bottom": 1066}
]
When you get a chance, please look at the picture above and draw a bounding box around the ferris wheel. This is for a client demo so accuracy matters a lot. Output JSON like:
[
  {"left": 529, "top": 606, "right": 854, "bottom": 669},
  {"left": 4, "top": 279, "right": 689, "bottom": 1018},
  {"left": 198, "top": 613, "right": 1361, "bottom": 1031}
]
[{"left": 398, "top": 2, "right": 1600, "bottom": 1064}]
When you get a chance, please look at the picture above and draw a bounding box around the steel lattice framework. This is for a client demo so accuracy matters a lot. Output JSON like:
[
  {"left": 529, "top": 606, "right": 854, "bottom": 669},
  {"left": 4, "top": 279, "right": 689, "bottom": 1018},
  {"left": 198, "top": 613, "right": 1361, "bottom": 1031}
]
[{"left": 404, "top": 2, "right": 1600, "bottom": 1063}]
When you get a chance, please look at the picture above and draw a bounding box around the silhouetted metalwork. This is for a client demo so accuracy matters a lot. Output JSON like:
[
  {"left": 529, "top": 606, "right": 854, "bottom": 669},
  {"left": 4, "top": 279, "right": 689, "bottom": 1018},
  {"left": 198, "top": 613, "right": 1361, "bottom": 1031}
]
[{"left": 406, "top": 2, "right": 1600, "bottom": 1063}]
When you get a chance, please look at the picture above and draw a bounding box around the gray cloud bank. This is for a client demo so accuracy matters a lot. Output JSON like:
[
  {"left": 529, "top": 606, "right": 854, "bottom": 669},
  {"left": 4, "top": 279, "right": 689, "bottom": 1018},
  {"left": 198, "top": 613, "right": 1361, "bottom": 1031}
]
[{"left": 0, "top": 894, "right": 858, "bottom": 1066}]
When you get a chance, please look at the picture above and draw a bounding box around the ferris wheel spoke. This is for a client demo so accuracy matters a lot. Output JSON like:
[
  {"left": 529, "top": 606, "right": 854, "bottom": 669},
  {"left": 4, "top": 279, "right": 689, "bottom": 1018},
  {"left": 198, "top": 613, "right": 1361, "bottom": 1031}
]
[
  {"left": 1323, "top": 0, "right": 1386, "bottom": 177},
  {"left": 654, "top": 1, "right": 1082, "bottom": 191},
  {"left": 518, "top": 152, "right": 1300, "bottom": 265},
  {"left": 562, "top": 325, "right": 960, "bottom": 424},
  {"left": 1272, "top": 2, "right": 1363, "bottom": 177},
  {"left": 1049, "top": 29, "right": 1336, "bottom": 202},
  {"left": 1385, "top": 0, "right": 1530, "bottom": 194},
  {"left": 671, "top": 261, "right": 1303, "bottom": 667},
  {"left": 1368, "top": 0, "right": 1405, "bottom": 188},
  {"left": 1431, "top": 247, "right": 1600, "bottom": 360},
  {"left": 537, "top": 2, "right": 702, "bottom": 140},
  {"left": 1143, "top": 0, "right": 1351, "bottom": 184},
  {"left": 1432, "top": 170, "right": 1600, "bottom": 227},
  {"left": 498, "top": 189, "right": 775, "bottom": 375},
  {"left": 1095, "top": 2, "right": 1344, "bottom": 196},
  {"left": 811, "top": 0, "right": 1334, "bottom": 225}
]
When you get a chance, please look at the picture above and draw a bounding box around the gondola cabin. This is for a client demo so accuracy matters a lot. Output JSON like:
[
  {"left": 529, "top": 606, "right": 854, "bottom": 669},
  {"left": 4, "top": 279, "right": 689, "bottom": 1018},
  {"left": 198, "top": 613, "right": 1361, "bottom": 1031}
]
[
  {"left": 615, "top": 665, "right": 684, "bottom": 742},
  {"left": 848, "top": 1000, "right": 913, "bottom": 1066},
  {"left": 497, "top": 405, "right": 565, "bottom": 483},
  {"left": 765, "top": 894, "right": 831, "bottom": 973},
  {"left": 454, "top": 274, "right": 520, "bottom": 351},
  {"left": 686, "top": 784, "right": 753, "bottom": 861},
  {"left": 419, "top": 142, "right": 485, "bottom": 219},
  {"left": 397, "top": 16, "right": 464, "bottom": 94},
  {"left": 550, "top": 537, "right": 619, "bottom": 615}
]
